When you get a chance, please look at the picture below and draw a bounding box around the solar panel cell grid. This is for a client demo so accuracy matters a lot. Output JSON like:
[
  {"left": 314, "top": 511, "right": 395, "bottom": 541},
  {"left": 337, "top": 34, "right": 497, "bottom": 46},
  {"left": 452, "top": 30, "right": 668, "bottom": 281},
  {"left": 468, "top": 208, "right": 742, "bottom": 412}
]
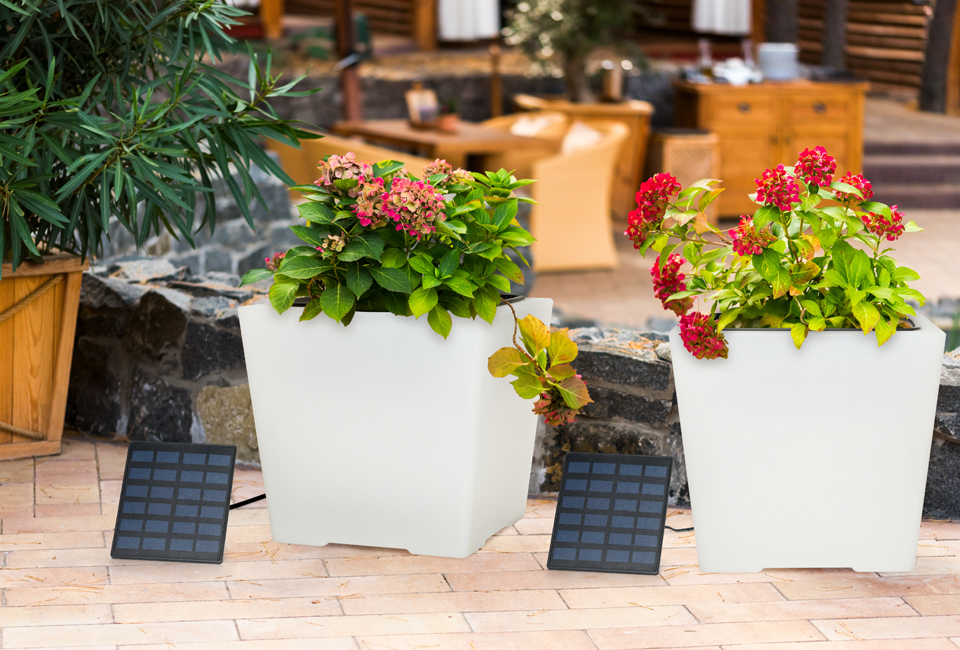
[
  {"left": 547, "top": 452, "right": 673, "bottom": 575},
  {"left": 110, "top": 442, "right": 237, "bottom": 564}
]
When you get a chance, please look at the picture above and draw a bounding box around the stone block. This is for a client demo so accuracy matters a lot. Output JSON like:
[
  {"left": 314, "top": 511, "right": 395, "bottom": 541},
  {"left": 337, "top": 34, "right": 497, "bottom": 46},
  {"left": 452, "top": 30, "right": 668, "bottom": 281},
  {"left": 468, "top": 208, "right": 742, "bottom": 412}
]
[
  {"left": 924, "top": 437, "right": 960, "bottom": 519},
  {"left": 212, "top": 219, "right": 260, "bottom": 249},
  {"left": 127, "top": 369, "right": 193, "bottom": 443},
  {"left": 124, "top": 289, "right": 190, "bottom": 361},
  {"left": 108, "top": 257, "right": 186, "bottom": 284},
  {"left": 236, "top": 244, "right": 271, "bottom": 278},
  {"left": 203, "top": 247, "right": 234, "bottom": 274},
  {"left": 196, "top": 384, "right": 260, "bottom": 463},
  {"left": 938, "top": 366, "right": 960, "bottom": 413},
  {"left": 66, "top": 339, "right": 123, "bottom": 438},
  {"left": 574, "top": 346, "right": 673, "bottom": 394},
  {"left": 77, "top": 274, "right": 149, "bottom": 338},
  {"left": 181, "top": 321, "right": 245, "bottom": 380},
  {"left": 202, "top": 272, "right": 241, "bottom": 288},
  {"left": 170, "top": 252, "right": 200, "bottom": 275},
  {"left": 268, "top": 221, "right": 303, "bottom": 250},
  {"left": 581, "top": 385, "right": 672, "bottom": 424}
]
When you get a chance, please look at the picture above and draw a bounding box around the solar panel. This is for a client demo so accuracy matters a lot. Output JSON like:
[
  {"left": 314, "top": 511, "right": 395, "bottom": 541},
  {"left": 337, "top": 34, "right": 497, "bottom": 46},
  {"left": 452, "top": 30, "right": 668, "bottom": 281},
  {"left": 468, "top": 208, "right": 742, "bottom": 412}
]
[
  {"left": 111, "top": 442, "right": 237, "bottom": 564},
  {"left": 547, "top": 452, "right": 673, "bottom": 575}
]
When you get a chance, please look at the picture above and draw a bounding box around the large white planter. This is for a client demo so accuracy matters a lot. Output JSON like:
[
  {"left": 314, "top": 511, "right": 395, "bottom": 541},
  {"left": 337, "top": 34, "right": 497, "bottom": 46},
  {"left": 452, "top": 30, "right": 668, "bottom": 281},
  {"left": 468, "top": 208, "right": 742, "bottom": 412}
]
[
  {"left": 239, "top": 298, "right": 552, "bottom": 558},
  {"left": 669, "top": 314, "right": 944, "bottom": 573}
]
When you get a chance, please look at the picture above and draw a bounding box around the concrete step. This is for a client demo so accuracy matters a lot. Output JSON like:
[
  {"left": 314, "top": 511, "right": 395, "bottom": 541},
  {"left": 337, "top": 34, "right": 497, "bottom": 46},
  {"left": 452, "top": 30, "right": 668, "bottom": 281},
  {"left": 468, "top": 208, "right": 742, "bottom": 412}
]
[
  {"left": 865, "top": 141, "right": 960, "bottom": 156},
  {"left": 869, "top": 183, "right": 960, "bottom": 210},
  {"left": 863, "top": 155, "right": 960, "bottom": 184}
]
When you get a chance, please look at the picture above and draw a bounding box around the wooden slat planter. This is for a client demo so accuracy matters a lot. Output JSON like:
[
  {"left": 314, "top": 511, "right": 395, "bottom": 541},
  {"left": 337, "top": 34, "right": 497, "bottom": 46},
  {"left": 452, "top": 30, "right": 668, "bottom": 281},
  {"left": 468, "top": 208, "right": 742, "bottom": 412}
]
[{"left": 0, "top": 255, "right": 86, "bottom": 460}]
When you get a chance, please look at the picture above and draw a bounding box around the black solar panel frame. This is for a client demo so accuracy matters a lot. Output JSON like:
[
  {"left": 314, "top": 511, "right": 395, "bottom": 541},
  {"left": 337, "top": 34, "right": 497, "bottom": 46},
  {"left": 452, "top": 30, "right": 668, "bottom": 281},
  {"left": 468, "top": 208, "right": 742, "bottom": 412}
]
[
  {"left": 547, "top": 452, "right": 673, "bottom": 575},
  {"left": 110, "top": 442, "right": 237, "bottom": 564}
]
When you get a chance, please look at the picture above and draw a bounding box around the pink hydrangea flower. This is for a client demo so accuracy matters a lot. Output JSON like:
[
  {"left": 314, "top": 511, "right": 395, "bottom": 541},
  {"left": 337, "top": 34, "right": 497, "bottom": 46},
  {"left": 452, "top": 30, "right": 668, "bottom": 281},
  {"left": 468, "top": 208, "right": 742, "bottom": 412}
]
[
  {"left": 423, "top": 159, "right": 453, "bottom": 177},
  {"left": 354, "top": 177, "right": 387, "bottom": 228},
  {"left": 316, "top": 234, "right": 346, "bottom": 254},
  {"left": 381, "top": 177, "right": 446, "bottom": 239},
  {"left": 651, "top": 254, "right": 693, "bottom": 316},
  {"left": 315, "top": 152, "right": 372, "bottom": 198},
  {"left": 264, "top": 251, "right": 285, "bottom": 271},
  {"left": 730, "top": 216, "right": 777, "bottom": 256},
  {"left": 861, "top": 205, "right": 905, "bottom": 241},
  {"left": 533, "top": 389, "right": 579, "bottom": 426},
  {"left": 679, "top": 312, "right": 729, "bottom": 359},
  {"left": 834, "top": 172, "right": 874, "bottom": 203},
  {"left": 625, "top": 173, "right": 681, "bottom": 249},
  {"left": 755, "top": 164, "right": 800, "bottom": 212},
  {"left": 795, "top": 146, "right": 837, "bottom": 187}
]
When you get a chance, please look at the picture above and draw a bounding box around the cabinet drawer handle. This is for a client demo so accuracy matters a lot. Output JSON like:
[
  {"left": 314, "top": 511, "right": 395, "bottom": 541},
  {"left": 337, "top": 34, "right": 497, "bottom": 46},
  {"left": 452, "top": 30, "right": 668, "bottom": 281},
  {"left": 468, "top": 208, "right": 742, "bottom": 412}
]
[
  {"left": 770, "top": 135, "right": 779, "bottom": 145},
  {"left": 737, "top": 102, "right": 751, "bottom": 113},
  {"left": 813, "top": 101, "right": 827, "bottom": 114}
]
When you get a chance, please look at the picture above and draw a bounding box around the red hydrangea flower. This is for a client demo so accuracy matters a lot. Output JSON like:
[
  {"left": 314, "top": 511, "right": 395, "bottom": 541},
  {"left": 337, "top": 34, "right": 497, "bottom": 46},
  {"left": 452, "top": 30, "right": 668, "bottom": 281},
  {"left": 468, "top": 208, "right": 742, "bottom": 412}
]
[
  {"left": 264, "top": 252, "right": 285, "bottom": 271},
  {"left": 532, "top": 389, "right": 579, "bottom": 426},
  {"left": 624, "top": 173, "right": 681, "bottom": 249},
  {"left": 795, "top": 146, "right": 837, "bottom": 187},
  {"left": 755, "top": 164, "right": 800, "bottom": 212},
  {"left": 651, "top": 254, "right": 693, "bottom": 316},
  {"left": 730, "top": 216, "right": 776, "bottom": 256},
  {"left": 354, "top": 176, "right": 386, "bottom": 228},
  {"left": 834, "top": 172, "right": 874, "bottom": 203},
  {"left": 679, "top": 312, "right": 729, "bottom": 360},
  {"left": 861, "top": 205, "right": 905, "bottom": 241}
]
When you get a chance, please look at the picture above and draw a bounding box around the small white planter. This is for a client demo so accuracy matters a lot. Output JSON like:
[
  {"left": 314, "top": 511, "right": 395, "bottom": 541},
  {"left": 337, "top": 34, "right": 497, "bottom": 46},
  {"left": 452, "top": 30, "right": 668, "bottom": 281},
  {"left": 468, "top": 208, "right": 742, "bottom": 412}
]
[
  {"left": 239, "top": 298, "right": 552, "bottom": 558},
  {"left": 669, "top": 314, "right": 944, "bottom": 573}
]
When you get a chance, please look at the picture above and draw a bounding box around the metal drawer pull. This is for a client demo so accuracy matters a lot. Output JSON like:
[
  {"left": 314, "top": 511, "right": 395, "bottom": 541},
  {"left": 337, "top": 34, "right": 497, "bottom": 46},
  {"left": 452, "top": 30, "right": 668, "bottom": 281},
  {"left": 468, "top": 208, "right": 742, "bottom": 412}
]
[
  {"left": 738, "top": 102, "right": 751, "bottom": 113},
  {"left": 813, "top": 102, "right": 827, "bottom": 114}
]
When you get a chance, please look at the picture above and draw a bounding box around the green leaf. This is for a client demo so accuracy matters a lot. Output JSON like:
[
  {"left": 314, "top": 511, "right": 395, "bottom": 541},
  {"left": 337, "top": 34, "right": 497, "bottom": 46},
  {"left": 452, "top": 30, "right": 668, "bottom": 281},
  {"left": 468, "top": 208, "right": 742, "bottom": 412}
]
[
  {"left": 383, "top": 291, "right": 410, "bottom": 316},
  {"left": 372, "top": 160, "right": 405, "bottom": 178},
  {"left": 554, "top": 377, "right": 593, "bottom": 409},
  {"left": 290, "top": 225, "right": 325, "bottom": 247},
  {"left": 547, "top": 329, "right": 578, "bottom": 365},
  {"left": 848, "top": 249, "right": 872, "bottom": 287},
  {"left": 494, "top": 257, "right": 524, "bottom": 283},
  {"left": 717, "top": 308, "right": 741, "bottom": 332},
  {"left": 427, "top": 305, "right": 452, "bottom": 338},
  {"left": 409, "top": 287, "right": 439, "bottom": 318},
  {"left": 346, "top": 266, "right": 373, "bottom": 298},
  {"left": 408, "top": 254, "right": 435, "bottom": 275},
  {"left": 896, "top": 287, "right": 926, "bottom": 305},
  {"left": 269, "top": 282, "right": 298, "bottom": 315},
  {"left": 320, "top": 284, "right": 356, "bottom": 322},
  {"left": 473, "top": 286, "right": 499, "bottom": 324},
  {"left": 875, "top": 313, "right": 896, "bottom": 346},
  {"left": 891, "top": 266, "right": 920, "bottom": 283},
  {"left": 518, "top": 314, "right": 551, "bottom": 356},
  {"left": 353, "top": 232, "right": 384, "bottom": 261},
  {"left": 492, "top": 199, "right": 518, "bottom": 230},
  {"left": 300, "top": 298, "right": 324, "bottom": 321},
  {"left": 753, "top": 205, "right": 779, "bottom": 229},
  {"left": 866, "top": 286, "right": 895, "bottom": 301},
  {"left": 807, "top": 316, "right": 826, "bottom": 332},
  {"left": 278, "top": 256, "right": 330, "bottom": 279},
  {"left": 298, "top": 201, "right": 335, "bottom": 224},
  {"left": 380, "top": 249, "right": 407, "bottom": 268},
  {"left": 548, "top": 363, "right": 577, "bottom": 380},
  {"left": 790, "top": 322, "right": 808, "bottom": 350},
  {"left": 511, "top": 373, "right": 544, "bottom": 399},
  {"left": 800, "top": 300, "right": 822, "bottom": 317},
  {"left": 439, "top": 249, "right": 460, "bottom": 277},
  {"left": 487, "top": 274, "right": 512, "bottom": 293},
  {"left": 369, "top": 267, "right": 412, "bottom": 293},
  {"left": 488, "top": 347, "right": 531, "bottom": 378},
  {"left": 852, "top": 301, "right": 881, "bottom": 335},
  {"left": 421, "top": 273, "right": 442, "bottom": 289},
  {"left": 443, "top": 275, "right": 477, "bottom": 297},
  {"left": 240, "top": 268, "right": 273, "bottom": 286}
]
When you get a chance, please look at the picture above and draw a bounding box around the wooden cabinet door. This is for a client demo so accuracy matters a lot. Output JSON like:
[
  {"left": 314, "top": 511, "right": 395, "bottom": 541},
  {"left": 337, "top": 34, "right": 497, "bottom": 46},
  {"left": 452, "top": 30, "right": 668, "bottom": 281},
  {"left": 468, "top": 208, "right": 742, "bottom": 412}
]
[{"left": 782, "top": 91, "right": 861, "bottom": 178}]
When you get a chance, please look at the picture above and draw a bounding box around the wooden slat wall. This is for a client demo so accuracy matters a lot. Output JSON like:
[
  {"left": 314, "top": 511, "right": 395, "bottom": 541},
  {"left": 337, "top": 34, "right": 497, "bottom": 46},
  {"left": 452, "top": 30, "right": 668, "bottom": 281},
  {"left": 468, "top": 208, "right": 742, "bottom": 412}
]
[
  {"left": 799, "top": 0, "right": 931, "bottom": 91},
  {"left": 286, "top": 0, "right": 414, "bottom": 36},
  {"left": 638, "top": 0, "right": 695, "bottom": 33}
]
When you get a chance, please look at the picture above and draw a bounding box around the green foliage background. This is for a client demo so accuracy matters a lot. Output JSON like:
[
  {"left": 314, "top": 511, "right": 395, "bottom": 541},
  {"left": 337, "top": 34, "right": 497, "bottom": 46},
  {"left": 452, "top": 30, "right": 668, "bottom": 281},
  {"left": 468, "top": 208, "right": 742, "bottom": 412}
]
[{"left": 0, "top": 0, "right": 318, "bottom": 276}]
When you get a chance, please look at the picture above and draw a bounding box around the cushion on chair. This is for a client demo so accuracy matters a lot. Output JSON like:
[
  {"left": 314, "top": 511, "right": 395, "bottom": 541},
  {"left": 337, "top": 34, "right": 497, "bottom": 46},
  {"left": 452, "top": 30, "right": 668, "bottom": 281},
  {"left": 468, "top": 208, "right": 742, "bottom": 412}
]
[{"left": 561, "top": 121, "right": 604, "bottom": 154}]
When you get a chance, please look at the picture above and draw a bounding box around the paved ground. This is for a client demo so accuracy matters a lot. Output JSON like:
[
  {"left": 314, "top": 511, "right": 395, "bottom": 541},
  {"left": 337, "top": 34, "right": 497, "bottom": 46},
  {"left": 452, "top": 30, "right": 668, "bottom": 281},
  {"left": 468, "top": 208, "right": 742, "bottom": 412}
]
[{"left": 2, "top": 435, "right": 960, "bottom": 649}]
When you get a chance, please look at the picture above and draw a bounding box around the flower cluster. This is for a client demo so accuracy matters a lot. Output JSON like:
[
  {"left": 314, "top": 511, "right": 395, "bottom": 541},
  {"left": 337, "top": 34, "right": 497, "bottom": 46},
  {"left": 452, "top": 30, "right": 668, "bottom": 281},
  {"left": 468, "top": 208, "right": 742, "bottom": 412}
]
[
  {"left": 651, "top": 254, "right": 693, "bottom": 316},
  {"left": 755, "top": 164, "right": 800, "bottom": 212},
  {"left": 381, "top": 177, "right": 447, "bottom": 239},
  {"left": 861, "top": 205, "right": 905, "bottom": 241},
  {"left": 423, "top": 159, "right": 453, "bottom": 177},
  {"left": 834, "top": 172, "right": 874, "bottom": 203},
  {"left": 532, "top": 389, "right": 579, "bottom": 426},
  {"left": 354, "top": 176, "right": 387, "bottom": 228},
  {"left": 679, "top": 312, "right": 729, "bottom": 360},
  {"left": 317, "top": 234, "right": 347, "bottom": 254},
  {"left": 315, "top": 153, "right": 371, "bottom": 197},
  {"left": 730, "top": 216, "right": 777, "bottom": 257},
  {"left": 264, "top": 251, "right": 285, "bottom": 271},
  {"left": 796, "top": 146, "right": 837, "bottom": 187},
  {"left": 625, "top": 173, "right": 681, "bottom": 249}
]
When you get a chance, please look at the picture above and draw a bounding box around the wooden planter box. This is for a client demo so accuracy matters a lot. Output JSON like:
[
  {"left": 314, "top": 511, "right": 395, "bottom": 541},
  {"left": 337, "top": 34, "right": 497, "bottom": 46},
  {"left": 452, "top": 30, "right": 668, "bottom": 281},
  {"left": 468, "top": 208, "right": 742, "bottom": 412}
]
[{"left": 0, "top": 255, "right": 86, "bottom": 460}]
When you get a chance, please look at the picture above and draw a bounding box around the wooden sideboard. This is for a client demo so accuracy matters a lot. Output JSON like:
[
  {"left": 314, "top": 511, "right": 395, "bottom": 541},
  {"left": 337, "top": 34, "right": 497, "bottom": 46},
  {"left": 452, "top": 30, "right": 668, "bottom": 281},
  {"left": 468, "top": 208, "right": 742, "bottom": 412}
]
[{"left": 673, "top": 80, "right": 869, "bottom": 217}]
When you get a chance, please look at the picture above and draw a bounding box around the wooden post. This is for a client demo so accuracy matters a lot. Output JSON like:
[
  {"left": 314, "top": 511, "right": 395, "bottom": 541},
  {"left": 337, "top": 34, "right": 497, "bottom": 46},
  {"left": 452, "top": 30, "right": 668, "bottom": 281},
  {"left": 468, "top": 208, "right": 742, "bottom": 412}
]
[
  {"left": 751, "top": 0, "right": 766, "bottom": 46},
  {"left": 490, "top": 43, "right": 502, "bottom": 118},
  {"left": 414, "top": 0, "right": 438, "bottom": 51},
  {"left": 335, "top": 0, "right": 362, "bottom": 121},
  {"left": 821, "top": 0, "right": 849, "bottom": 71},
  {"left": 260, "top": 0, "right": 285, "bottom": 40},
  {"left": 765, "top": 0, "right": 798, "bottom": 43},
  {"left": 949, "top": 1, "right": 960, "bottom": 114},
  {"left": 920, "top": 0, "right": 958, "bottom": 113}
]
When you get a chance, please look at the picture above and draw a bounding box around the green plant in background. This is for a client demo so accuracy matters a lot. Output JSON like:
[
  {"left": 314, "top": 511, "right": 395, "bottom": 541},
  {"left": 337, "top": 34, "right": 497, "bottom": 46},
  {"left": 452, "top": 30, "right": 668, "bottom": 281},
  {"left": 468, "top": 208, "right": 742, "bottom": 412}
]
[
  {"left": 0, "top": 0, "right": 319, "bottom": 276},
  {"left": 627, "top": 146, "right": 926, "bottom": 358},
  {"left": 503, "top": 0, "right": 647, "bottom": 103},
  {"left": 242, "top": 155, "right": 592, "bottom": 424}
]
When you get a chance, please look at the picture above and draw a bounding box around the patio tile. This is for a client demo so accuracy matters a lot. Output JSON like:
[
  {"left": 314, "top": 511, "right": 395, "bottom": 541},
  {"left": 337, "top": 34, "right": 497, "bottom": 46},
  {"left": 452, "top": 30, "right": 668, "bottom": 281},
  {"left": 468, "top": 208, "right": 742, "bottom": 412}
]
[
  {"left": 812, "top": 614, "right": 960, "bottom": 641},
  {"left": 237, "top": 613, "right": 472, "bottom": 639},
  {"left": 905, "top": 594, "right": 960, "bottom": 615},
  {"left": 0, "top": 604, "right": 112, "bottom": 627},
  {"left": 774, "top": 574, "right": 960, "bottom": 600},
  {"left": 465, "top": 605, "right": 696, "bottom": 632},
  {"left": 513, "top": 518, "right": 554, "bottom": 535},
  {"left": 0, "top": 458, "right": 35, "bottom": 483},
  {"left": 922, "top": 522, "right": 960, "bottom": 541},
  {"left": 559, "top": 582, "right": 785, "bottom": 608},
  {"left": 5, "top": 547, "right": 130, "bottom": 568},
  {"left": 224, "top": 524, "right": 275, "bottom": 544},
  {"left": 33, "top": 503, "right": 102, "bottom": 518},
  {"left": 224, "top": 508, "right": 271, "bottom": 526},
  {"left": 324, "top": 553, "right": 542, "bottom": 577},
  {"left": 663, "top": 567, "right": 870, "bottom": 586},
  {"left": 2, "top": 620, "right": 239, "bottom": 647},
  {"left": 0, "top": 530, "right": 104, "bottom": 552},
  {"left": 99, "top": 480, "right": 122, "bottom": 511},
  {"left": 339, "top": 589, "right": 567, "bottom": 615},
  {"left": 226, "top": 573, "right": 451, "bottom": 599},
  {"left": 94, "top": 442, "right": 129, "bottom": 481},
  {"left": 726, "top": 640, "right": 958, "bottom": 650},
  {"left": 0, "top": 482, "right": 36, "bottom": 513},
  {"left": 445, "top": 569, "right": 667, "bottom": 592},
  {"left": 223, "top": 541, "right": 410, "bottom": 562},
  {"left": 0, "top": 567, "right": 108, "bottom": 589},
  {"left": 109, "top": 558, "right": 330, "bottom": 584},
  {"left": 356, "top": 630, "right": 598, "bottom": 649},
  {"left": 131, "top": 641, "right": 359, "bottom": 650},
  {"left": 588, "top": 620, "right": 825, "bottom": 649},
  {"left": 480, "top": 534, "right": 550, "bottom": 553},
  {"left": 687, "top": 596, "right": 916, "bottom": 623},
  {"left": 113, "top": 596, "right": 342, "bottom": 623},
  {"left": 3, "top": 581, "right": 230, "bottom": 606},
  {"left": 879, "top": 556, "right": 960, "bottom": 576},
  {"left": 43, "top": 438, "right": 96, "bottom": 462},
  {"left": 1, "top": 514, "right": 115, "bottom": 533}
]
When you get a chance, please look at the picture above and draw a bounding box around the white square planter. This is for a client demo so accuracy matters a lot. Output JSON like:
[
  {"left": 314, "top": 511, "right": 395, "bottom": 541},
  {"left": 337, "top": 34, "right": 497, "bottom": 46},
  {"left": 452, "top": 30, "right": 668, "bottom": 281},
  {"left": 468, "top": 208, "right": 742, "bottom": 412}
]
[
  {"left": 669, "top": 314, "right": 944, "bottom": 573},
  {"left": 239, "top": 297, "right": 552, "bottom": 558}
]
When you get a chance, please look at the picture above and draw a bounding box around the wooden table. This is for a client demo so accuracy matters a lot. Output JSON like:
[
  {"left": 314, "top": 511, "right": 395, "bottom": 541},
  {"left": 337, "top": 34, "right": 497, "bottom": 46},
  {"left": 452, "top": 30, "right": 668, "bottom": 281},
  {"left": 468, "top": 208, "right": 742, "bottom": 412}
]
[{"left": 331, "top": 119, "right": 559, "bottom": 170}]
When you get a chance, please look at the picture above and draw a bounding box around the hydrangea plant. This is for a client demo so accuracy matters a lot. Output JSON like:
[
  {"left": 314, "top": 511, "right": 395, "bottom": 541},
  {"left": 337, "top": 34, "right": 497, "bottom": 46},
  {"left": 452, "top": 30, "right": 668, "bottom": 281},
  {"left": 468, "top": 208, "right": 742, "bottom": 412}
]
[
  {"left": 242, "top": 155, "right": 592, "bottom": 424},
  {"left": 626, "top": 146, "right": 925, "bottom": 359}
]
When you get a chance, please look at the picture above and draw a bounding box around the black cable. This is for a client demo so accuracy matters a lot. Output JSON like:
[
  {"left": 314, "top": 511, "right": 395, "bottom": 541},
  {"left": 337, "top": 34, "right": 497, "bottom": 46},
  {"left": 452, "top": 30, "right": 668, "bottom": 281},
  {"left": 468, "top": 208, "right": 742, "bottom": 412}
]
[
  {"left": 230, "top": 493, "right": 266, "bottom": 510},
  {"left": 664, "top": 525, "right": 694, "bottom": 532}
]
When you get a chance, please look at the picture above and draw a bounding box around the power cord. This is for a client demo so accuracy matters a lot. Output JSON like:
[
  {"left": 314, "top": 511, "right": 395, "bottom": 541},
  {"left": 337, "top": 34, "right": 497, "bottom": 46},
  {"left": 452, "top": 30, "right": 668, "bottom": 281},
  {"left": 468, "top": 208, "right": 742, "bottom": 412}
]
[{"left": 230, "top": 494, "right": 266, "bottom": 510}]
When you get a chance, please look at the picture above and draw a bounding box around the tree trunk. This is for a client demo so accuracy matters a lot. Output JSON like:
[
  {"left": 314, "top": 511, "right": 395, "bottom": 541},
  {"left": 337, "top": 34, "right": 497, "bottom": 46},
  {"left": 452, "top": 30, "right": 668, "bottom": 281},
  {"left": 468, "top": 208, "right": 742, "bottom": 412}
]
[
  {"left": 765, "top": 0, "right": 798, "bottom": 43},
  {"left": 335, "top": 0, "right": 362, "bottom": 121},
  {"left": 563, "top": 52, "right": 593, "bottom": 104},
  {"left": 920, "top": 0, "right": 957, "bottom": 114},
  {"left": 821, "top": 0, "right": 849, "bottom": 71}
]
